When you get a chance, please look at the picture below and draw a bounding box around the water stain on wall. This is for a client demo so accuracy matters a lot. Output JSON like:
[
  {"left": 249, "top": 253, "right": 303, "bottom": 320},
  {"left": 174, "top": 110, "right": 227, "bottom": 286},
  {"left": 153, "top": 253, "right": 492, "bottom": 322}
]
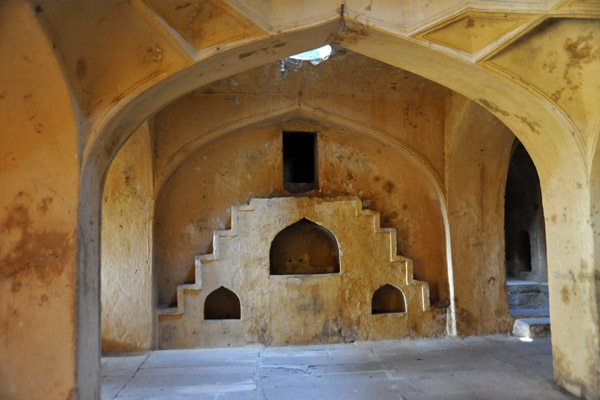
[{"left": 1, "top": 197, "right": 74, "bottom": 289}]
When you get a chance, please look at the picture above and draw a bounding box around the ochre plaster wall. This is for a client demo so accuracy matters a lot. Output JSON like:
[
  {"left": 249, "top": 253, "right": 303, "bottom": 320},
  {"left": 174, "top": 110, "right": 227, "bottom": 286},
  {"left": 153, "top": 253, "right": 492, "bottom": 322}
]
[
  {"left": 0, "top": 3, "right": 79, "bottom": 399},
  {"left": 444, "top": 95, "right": 515, "bottom": 335},
  {"left": 155, "top": 123, "right": 448, "bottom": 313},
  {"left": 153, "top": 50, "right": 451, "bottom": 189},
  {"left": 101, "top": 122, "right": 154, "bottom": 352},
  {"left": 158, "top": 197, "right": 442, "bottom": 348},
  {"left": 486, "top": 18, "right": 600, "bottom": 142}
]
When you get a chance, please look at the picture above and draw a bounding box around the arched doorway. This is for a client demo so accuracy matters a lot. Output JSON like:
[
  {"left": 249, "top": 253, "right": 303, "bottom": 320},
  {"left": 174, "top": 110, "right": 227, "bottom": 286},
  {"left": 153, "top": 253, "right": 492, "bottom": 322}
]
[
  {"left": 505, "top": 140, "right": 549, "bottom": 338},
  {"left": 505, "top": 141, "right": 547, "bottom": 284},
  {"left": 75, "top": 17, "right": 594, "bottom": 400}
]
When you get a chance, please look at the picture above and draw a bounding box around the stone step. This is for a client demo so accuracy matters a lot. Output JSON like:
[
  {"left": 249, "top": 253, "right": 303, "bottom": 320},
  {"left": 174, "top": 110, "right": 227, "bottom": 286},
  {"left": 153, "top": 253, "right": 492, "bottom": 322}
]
[
  {"left": 506, "top": 280, "right": 548, "bottom": 310},
  {"left": 509, "top": 308, "right": 549, "bottom": 318},
  {"left": 512, "top": 317, "right": 551, "bottom": 338}
]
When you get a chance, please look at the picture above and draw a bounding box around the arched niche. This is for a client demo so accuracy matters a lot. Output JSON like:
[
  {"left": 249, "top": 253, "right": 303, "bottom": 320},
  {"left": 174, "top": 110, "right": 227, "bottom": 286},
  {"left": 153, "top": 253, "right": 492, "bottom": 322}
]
[
  {"left": 270, "top": 218, "right": 340, "bottom": 275},
  {"left": 204, "top": 287, "right": 241, "bottom": 320},
  {"left": 372, "top": 285, "right": 407, "bottom": 314}
]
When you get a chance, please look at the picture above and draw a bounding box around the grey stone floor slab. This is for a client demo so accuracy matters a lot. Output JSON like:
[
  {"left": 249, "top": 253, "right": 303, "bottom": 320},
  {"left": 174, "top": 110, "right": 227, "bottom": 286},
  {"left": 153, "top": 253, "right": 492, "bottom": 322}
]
[
  {"left": 361, "top": 337, "right": 470, "bottom": 356},
  {"left": 261, "top": 371, "right": 415, "bottom": 400},
  {"left": 101, "top": 376, "right": 132, "bottom": 400},
  {"left": 142, "top": 348, "right": 261, "bottom": 369},
  {"left": 118, "top": 374, "right": 255, "bottom": 396},
  {"left": 102, "top": 355, "right": 149, "bottom": 377},
  {"left": 306, "top": 360, "right": 387, "bottom": 375},
  {"left": 102, "top": 336, "right": 575, "bottom": 400},
  {"left": 111, "top": 394, "right": 215, "bottom": 400}
]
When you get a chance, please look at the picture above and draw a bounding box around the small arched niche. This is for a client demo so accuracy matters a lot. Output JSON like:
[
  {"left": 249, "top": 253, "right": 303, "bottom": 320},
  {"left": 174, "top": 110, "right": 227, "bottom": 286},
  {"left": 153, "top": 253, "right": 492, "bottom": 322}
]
[
  {"left": 372, "top": 285, "right": 407, "bottom": 314},
  {"left": 270, "top": 218, "right": 340, "bottom": 275},
  {"left": 204, "top": 287, "right": 241, "bottom": 320}
]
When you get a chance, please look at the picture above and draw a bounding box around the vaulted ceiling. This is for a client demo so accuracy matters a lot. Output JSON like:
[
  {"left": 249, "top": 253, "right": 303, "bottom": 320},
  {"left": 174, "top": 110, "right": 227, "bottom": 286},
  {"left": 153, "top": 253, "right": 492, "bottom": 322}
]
[{"left": 29, "top": 0, "right": 599, "bottom": 175}]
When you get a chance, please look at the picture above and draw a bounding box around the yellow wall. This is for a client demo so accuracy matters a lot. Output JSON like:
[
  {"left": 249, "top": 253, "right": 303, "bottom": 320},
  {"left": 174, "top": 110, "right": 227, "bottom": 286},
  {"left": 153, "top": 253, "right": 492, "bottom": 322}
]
[
  {"left": 154, "top": 53, "right": 450, "bottom": 308},
  {"left": 101, "top": 122, "right": 154, "bottom": 352},
  {"left": 0, "top": 3, "right": 79, "bottom": 399}
]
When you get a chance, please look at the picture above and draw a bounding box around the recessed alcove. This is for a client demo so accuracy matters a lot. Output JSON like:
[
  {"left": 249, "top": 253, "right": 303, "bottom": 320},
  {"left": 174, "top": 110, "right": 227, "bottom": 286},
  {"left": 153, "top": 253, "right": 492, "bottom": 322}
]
[
  {"left": 517, "top": 230, "right": 532, "bottom": 272},
  {"left": 505, "top": 141, "right": 547, "bottom": 282},
  {"left": 270, "top": 218, "right": 340, "bottom": 275},
  {"left": 204, "top": 287, "right": 241, "bottom": 320},
  {"left": 372, "top": 285, "right": 407, "bottom": 314},
  {"left": 283, "top": 131, "right": 317, "bottom": 193}
]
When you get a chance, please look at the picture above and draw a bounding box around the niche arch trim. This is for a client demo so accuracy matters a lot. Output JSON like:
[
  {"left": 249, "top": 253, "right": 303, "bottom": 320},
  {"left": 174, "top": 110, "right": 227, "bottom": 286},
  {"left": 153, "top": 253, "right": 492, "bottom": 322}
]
[
  {"left": 270, "top": 218, "right": 340, "bottom": 275},
  {"left": 204, "top": 286, "right": 241, "bottom": 320},
  {"left": 372, "top": 284, "right": 407, "bottom": 314}
]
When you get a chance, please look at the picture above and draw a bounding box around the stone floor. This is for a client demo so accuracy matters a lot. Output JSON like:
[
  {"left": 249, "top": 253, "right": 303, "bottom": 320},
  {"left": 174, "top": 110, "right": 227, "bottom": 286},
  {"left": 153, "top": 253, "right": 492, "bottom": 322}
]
[{"left": 102, "top": 335, "right": 575, "bottom": 400}]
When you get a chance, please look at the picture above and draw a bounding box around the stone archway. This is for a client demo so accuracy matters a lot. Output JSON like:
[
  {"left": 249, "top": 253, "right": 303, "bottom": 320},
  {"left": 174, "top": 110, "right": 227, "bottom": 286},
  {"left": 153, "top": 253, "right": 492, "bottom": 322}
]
[
  {"left": 505, "top": 141, "right": 547, "bottom": 284},
  {"left": 76, "top": 18, "right": 595, "bottom": 400},
  {"left": 150, "top": 106, "right": 453, "bottom": 325}
]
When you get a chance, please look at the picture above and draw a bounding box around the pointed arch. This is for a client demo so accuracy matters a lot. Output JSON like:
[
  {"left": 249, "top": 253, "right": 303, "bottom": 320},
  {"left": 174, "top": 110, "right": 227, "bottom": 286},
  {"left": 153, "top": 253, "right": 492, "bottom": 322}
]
[
  {"left": 270, "top": 218, "right": 340, "bottom": 275},
  {"left": 204, "top": 287, "right": 241, "bottom": 320},
  {"left": 77, "top": 16, "right": 593, "bottom": 398}
]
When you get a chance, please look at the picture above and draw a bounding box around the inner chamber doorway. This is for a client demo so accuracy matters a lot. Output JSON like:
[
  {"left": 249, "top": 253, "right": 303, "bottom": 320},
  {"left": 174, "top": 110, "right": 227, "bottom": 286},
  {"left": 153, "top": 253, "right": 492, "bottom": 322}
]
[
  {"left": 505, "top": 141, "right": 547, "bottom": 283},
  {"left": 504, "top": 140, "right": 549, "bottom": 321}
]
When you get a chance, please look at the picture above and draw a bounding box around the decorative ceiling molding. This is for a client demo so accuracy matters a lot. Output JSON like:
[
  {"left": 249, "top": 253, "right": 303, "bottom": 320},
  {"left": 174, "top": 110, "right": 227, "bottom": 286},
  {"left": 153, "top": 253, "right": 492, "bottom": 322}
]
[
  {"left": 466, "top": 0, "right": 566, "bottom": 12},
  {"left": 557, "top": 0, "right": 600, "bottom": 14},
  {"left": 132, "top": 0, "right": 197, "bottom": 60},
  {"left": 344, "top": 1, "right": 467, "bottom": 37},
  {"left": 415, "top": 10, "right": 537, "bottom": 54},
  {"left": 142, "top": 0, "right": 268, "bottom": 55},
  {"left": 224, "top": 0, "right": 341, "bottom": 33},
  {"left": 342, "top": 0, "right": 597, "bottom": 66},
  {"left": 484, "top": 16, "right": 599, "bottom": 157},
  {"left": 31, "top": 0, "right": 591, "bottom": 173},
  {"left": 407, "top": 1, "right": 598, "bottom": 63},
  {"left": 224, "top": 0, "right": 273, "bottom": 33},
  {"left": 472, "top": 13, "right": 547, "bottom": 63}
]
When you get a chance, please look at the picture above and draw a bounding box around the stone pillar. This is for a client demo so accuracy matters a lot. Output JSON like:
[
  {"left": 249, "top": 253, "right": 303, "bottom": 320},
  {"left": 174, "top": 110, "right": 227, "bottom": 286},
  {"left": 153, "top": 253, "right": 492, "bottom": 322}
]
[{"left": 101, "top": 122, "right": 154, "bottom": 352}]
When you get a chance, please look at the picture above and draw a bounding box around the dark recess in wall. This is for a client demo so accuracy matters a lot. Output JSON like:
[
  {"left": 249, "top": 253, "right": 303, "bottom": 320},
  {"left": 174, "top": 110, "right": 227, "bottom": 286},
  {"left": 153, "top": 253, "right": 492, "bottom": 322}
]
[
  {"left": 372, "top": 284, "right": 406, "bottom": 314},
  {"left": 504, "top": 141, "right": 547, "bottom": 282},
  {"left": 204, "top": 287, "right": 241, "bottom": 320},
  {"left": 270, "top": 218, "right": 340, "bottom": 275},
  {"left": 283, "top": 131, "right": 317, "bottom": 193}
]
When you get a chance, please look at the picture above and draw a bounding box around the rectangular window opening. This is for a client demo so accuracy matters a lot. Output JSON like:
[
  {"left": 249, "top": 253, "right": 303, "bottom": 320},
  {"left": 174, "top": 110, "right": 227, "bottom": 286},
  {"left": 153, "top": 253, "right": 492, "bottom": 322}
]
[{"left": 283, "top": 131, "right": 317, "bottom": 193}]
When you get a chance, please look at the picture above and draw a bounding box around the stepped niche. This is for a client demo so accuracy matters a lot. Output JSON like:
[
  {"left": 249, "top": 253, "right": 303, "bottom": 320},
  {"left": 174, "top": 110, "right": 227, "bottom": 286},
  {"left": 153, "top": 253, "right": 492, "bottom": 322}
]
[{"left": 157, "top": 197, "right": 438, "bottom": 349}]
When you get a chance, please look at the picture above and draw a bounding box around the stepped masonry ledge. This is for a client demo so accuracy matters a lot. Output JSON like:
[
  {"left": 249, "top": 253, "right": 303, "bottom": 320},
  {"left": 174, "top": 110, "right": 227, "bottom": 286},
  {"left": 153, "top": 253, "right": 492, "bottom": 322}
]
[{"left": 158, "top": 196, "right": 441, "bottom": 349}]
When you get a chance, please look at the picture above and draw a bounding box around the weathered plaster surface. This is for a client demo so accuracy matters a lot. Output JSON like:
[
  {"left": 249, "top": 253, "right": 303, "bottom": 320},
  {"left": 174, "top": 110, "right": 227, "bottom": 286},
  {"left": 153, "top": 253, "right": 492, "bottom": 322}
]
[
  {"left": 487, "top": 18, "right": 600, "bottom": 141},
  {"left": 101, "top": 122, "right": 154, "bottom": 352},
  {"left": 153, "top": 51, "right": 450, "bottom": 188},
  {"left": 1, "top": 1, "right": 599, "bottom": 399},
  {"left": 34, "top": 0, "right": 193, "bottom": 122},
  {"left": 154, "top": 123, "right": 448, "bottom": 309},
  {"left": 144, "top": 0, "right": 268, "bottom": 50},
  {"left": 445, "top": 96, "right": 515, "bottom": 335},
  {"left": 0, "top": 2, "right": 79, "bottom": 399},
  {"left": 158, "top": 197, "right": 442, "bottom": 348}
]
